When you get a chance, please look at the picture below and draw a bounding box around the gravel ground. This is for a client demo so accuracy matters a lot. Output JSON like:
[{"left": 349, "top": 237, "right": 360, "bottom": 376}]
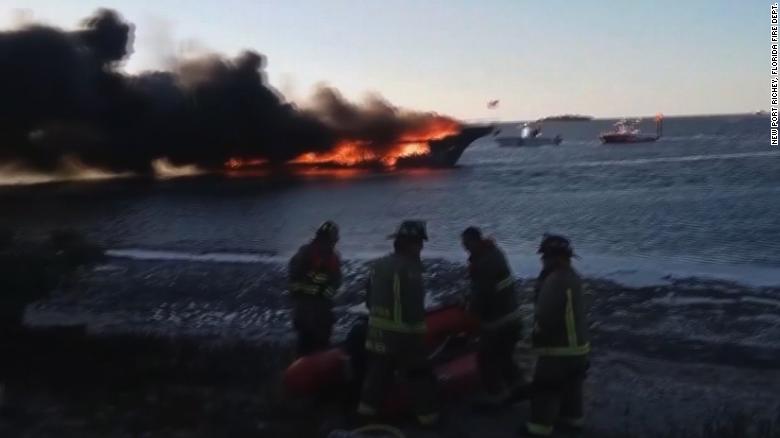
[{"left": 1, "top": 256, "right": 776, "bottom": 437}]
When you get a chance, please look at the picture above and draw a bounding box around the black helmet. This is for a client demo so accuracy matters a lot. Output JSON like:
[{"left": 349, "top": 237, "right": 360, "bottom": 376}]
[
  {"left": 461, "top": 226, "right": 482, "bottom": 241},
  {"left": 316, "top": 220, "right": 339, "bottom": 242},
  {"left": 388, "top": 220, "right": 428, "bottom": 241},
  {"left": 538, "top": 233, "right": 575, "bottom": 257}
]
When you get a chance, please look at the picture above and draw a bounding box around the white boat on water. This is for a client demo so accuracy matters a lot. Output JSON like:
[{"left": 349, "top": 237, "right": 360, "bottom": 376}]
[
  {"left": 494, "top": 123, "right": 562, "bottom": 147},
  {"left": 599, "top": 115, "right": 663, "bottom": 144}
]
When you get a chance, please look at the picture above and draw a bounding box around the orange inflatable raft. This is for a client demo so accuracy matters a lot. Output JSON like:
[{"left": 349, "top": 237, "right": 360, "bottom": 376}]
[{"left": 283, "top": 305, "right": 481, "bottom": 406}]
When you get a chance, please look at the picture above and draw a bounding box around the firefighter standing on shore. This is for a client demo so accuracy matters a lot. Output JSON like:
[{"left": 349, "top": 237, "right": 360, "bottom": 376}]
[
  {"left": 357, "top": 220, "right": 439, "bottom": 427},
  {"left": 461, "top": 226, "right": 523, "bottom": 404},
  {"left": 288, "top": 221, "right": 342, "bottom": 356},
  {"left": 522, "top": 234, "right": 591, "bottom": 437}
]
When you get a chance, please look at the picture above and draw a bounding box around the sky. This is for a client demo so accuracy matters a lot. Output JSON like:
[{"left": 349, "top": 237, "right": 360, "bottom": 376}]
[{"left": 0, "top": 0, "right": 767, "bottom": 121}]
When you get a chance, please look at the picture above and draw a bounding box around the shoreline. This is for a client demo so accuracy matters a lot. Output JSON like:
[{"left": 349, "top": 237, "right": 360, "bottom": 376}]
[
  {"left": 24, "top": 256, "right": 780, "bottom": 359},
  {"left": 104, "top": 247, "right": 780, "bottom": 289},
  {"left": 3, "top": 255, "right": 779, "bottom": 436},
  {"left": 1, "top": 322, "right": 777, "bottom": 437}
]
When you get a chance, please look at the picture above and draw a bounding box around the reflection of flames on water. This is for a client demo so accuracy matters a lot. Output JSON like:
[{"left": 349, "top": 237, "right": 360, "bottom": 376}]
[{"left": 225, "top": 117, "right": 461, "bottom": 169}]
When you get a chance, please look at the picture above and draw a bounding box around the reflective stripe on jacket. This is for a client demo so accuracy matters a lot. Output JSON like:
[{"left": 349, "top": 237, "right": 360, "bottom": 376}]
[
  {"left": 532, "top": 266, "right": 590, "bottom": 356},
  {"left": 365, "top": 253, "right": 427, "bottom": 354},
  {"left": 288, "top": 242, "right": 342, "bottom": 300},
  {"left": 468, "top": 240, "right": 521, "bottom": 329}
]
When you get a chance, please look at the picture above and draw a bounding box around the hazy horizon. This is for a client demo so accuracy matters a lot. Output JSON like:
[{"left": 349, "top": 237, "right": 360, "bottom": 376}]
[{"left": 467, "top": 111, "right": 766, "bottom": 125}]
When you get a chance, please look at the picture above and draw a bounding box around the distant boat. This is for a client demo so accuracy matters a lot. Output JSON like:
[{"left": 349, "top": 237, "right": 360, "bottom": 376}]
[
  {"left": 538, "top": 114, "right": 593, "bottom": 122},
  {"left": 495, "top": 123, "right": 562, "bottom": 147},
  {"left": 600, "top": 114, "right": 663, "bottom": 144}
]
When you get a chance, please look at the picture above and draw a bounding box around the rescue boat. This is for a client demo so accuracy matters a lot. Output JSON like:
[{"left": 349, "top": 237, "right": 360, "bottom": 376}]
[
  {"left": 600, "top": 114, "right": 663, "bottom": 144},
  {"left": 283, "top": 305, "right": 482, "bottom": 413}
]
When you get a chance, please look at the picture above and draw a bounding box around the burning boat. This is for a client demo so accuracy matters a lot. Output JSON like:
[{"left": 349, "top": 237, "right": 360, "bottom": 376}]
[
  {"left": 395, "top": 125, "right": 494, "bottom": 168},
  {"left": 225, "top": 125, "right": 492, "bottom": 172}
]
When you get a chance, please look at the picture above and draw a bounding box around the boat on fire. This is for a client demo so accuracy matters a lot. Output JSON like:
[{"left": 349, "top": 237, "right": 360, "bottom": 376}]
[
  {"left": 395, "top": 125, "right": 494, "bottom": 168},
  {"left": 226, "top": 125, "right": 493, "bottom": 172}
]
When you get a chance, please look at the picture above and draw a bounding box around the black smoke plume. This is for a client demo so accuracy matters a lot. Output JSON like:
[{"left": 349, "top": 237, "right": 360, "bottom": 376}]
[{"left": 0, "top": 9, "right": 458, "bottom": 174}]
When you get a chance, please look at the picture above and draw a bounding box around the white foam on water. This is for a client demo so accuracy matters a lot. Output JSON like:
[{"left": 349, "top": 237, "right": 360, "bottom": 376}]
[
  {"left": 106, "top": 246, "right": 780, "bottom": 288},
  {"left": 577, "top": 255, "right": 779, "bottom": 288},
  {"left": 106, "top": 248, "right": 283, "bottom": 264},
  {"left": 646, "top": 295, "right": 736, "bottom": 307},
  {"left": 467, "top": 150, "right": 780, "bottom": 170},
  {"left": 426, "top": 248, "right": 780, "bottom": 288},
  {"left": 738, "top": 313, "right": 780, "bottom": 324},
  {"left": 420, "top": 248, "right": 780, "bottom": 288},
  {"left": 740, "top": 296, "right": 780, "bottom": 308},
  {"left": 567, "top": 150, "right": 780, "bottom": 168},
  {"left": 501, "top": 251, "right": 780, "bottom": 288}
]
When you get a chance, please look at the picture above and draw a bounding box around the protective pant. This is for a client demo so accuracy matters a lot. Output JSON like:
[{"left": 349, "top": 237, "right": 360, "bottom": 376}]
[
  {"left": 292, "top": 297, "right": 333, "bottom": 356},
  {"left": 527, "top": 355, "right": 589, "bottom": 436},
  {"left": 358, "top": 350, "right": 439, "bottom": 425},
  {"left": 477, "top": 323, "right": 521, "bottom": 394}
]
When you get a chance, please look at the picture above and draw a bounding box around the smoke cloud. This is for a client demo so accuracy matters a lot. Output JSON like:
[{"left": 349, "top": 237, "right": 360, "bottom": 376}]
[{"left": 0, "top": 9, "right": 459, "bottom": 174}]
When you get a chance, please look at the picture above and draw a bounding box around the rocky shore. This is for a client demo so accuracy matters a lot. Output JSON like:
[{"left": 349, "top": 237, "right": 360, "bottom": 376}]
[{"left": 1, "top": 254, "right": 778, "bottom": 437}]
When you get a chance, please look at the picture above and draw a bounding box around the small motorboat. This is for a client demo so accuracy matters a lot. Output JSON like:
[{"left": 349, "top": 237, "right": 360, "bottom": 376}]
[
  {"left": 494, "top": 123, "right": 562, "bottom": 147},
  {"left": 600, "top": 114, "right": 663, "bottom": 144}
]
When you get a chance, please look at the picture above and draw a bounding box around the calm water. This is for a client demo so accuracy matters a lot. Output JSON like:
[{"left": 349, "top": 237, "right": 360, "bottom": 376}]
[{"left": 2, "top": 114, "right": 776, "bottom": 286}]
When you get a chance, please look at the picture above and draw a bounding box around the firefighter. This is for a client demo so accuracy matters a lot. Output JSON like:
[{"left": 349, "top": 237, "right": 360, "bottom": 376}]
[
  {"left": 461, "top": 226, "right": 522, "bottom": 404},
  {"left": 288, "top": 221, "right": 342, "bottom": 356},
  {"left": 522, "top": 234, "right": 590, "bottom": 437},
  {"left": 357, "top": 220, "right": 439, "bottom": 427}
]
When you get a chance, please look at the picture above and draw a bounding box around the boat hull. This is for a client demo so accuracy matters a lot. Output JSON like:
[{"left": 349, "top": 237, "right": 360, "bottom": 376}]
[
  {"left": 600, "top": 133, "right": 658, "bottom": 144},
  {"left": 396, "top": 126, "right": 494, "bottom": 168},
  {"left": 495, "top": 136, "right": 562, "bottom": 147}
]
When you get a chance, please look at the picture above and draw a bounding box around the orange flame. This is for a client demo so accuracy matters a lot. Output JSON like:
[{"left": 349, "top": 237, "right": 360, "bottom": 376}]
[
  {"left": 399, "top": 117, "right": 462, "bottom": 143},
  {"left": 289, "top": 140, "right": 432, "bottom": 167},
  {"left": 291, "top": 117, "right": 460, "bottom": 167},
  {"left": 225, "top": 116, "right": 461, "bottom": 170},
  {"left": 291, "top": 141, "right": 376, "bottom": 166}
]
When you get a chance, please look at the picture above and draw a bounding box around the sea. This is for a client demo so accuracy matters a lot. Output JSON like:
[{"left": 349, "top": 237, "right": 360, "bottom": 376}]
[{"left": 1, "top": 113, "right": 776, "bottom": 286}]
